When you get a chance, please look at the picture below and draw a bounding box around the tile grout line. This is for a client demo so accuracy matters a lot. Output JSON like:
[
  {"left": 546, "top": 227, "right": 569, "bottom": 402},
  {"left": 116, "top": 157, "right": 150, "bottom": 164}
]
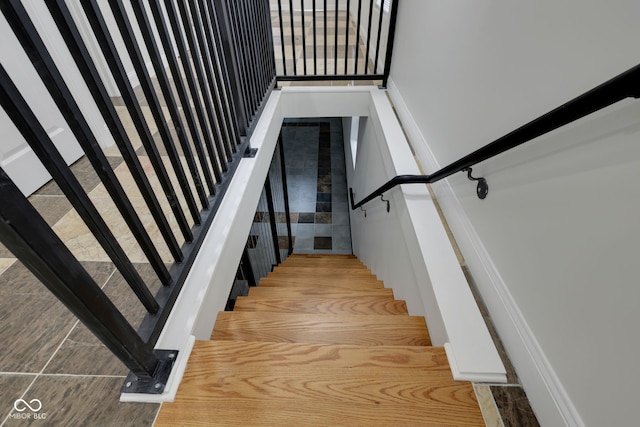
[
  {"left": 36, "top": 373, "right": 127, "bottom": 379},
  {"left": 0, "top": 266, "right": 119, "bottom": 426}
]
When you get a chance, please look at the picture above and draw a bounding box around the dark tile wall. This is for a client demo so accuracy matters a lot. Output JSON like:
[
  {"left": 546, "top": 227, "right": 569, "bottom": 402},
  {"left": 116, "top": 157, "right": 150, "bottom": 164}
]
[{"left": 281, "top": 118, "right": 351, "bottom": 254}]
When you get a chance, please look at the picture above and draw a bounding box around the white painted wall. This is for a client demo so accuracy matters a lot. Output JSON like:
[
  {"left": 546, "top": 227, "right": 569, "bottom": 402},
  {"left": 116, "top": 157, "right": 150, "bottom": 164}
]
[{"left": 388, "top": 1, "right": 640, "bottom": 426}]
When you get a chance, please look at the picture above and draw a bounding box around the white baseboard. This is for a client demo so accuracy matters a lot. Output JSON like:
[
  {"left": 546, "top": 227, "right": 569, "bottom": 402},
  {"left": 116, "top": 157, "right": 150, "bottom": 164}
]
[
  {"left": 1, "top": 147, "right": 52, "bottom": 197},
  {"left": 386, "top": 78, "right": 584, "bottom": 427}
]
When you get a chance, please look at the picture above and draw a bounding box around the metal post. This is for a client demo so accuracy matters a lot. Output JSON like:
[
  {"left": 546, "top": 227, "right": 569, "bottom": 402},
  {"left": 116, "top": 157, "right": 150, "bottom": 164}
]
[
  {"left": 264, "top": 177, "right": 282, "bottom": 265},
  {"left": 381, "top": 0, "right": 398, "bottom": 88},
  {"left": 278, "top": 134, "right": 294, "bottom": 255}
]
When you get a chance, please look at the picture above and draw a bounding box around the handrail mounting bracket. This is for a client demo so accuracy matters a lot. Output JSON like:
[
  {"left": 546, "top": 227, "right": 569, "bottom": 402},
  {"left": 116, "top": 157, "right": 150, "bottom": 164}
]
[{"left": 462, "top": 168, "right": 488, "bottom": 199}]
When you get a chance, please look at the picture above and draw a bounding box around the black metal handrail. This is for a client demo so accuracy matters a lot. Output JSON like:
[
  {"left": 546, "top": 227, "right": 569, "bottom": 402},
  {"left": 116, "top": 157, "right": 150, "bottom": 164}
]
[{"left": 350, "top": 63, "right": 640, "bottom": 209}]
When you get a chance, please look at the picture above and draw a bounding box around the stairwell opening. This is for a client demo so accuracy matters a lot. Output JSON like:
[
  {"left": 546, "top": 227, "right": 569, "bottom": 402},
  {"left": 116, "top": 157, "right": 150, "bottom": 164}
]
[{"left": 281, "top": 117, "right": 353, "bottom": 255}]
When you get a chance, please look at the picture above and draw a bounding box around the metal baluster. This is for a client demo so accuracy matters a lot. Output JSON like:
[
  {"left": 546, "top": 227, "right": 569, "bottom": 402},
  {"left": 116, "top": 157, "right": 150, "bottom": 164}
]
[
  {"left": 82, "top": 0, "right": 203, "bottom": 225},
  {"left": 2, "top": 0, "right": 171, "bottom": 287},
  {"left": 364, "top": 0, "right": 374, "bottom": 74},
  {"left": 79, "top": 0, "right": 193, "bottom": 242},
  {"left": 125, "top": 0, "right": 221, "bottom": 192},
  {"left": 46, "top": 0, "right": 183, "bottom": 263},
  {"left": 354, "top": 0, "right": 362, "bottom": 74},
  {"left": 373, "top": 0, "right": 385, "bottom": 74},
  {"left": 0, "top": 66, "right": 159, "bottom": 312}
]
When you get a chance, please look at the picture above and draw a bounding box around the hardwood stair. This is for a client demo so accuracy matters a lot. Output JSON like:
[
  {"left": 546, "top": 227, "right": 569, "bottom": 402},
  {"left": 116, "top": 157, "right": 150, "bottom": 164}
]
[{"left": 156, "top": 254, "right": 485, "bottom": 426}]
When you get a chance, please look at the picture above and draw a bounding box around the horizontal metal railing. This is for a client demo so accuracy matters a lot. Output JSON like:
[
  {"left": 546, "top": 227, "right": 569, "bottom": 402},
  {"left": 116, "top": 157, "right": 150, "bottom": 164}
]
[
  {"left": 272, "top": 0, "right": 398, "bottom": 86},
  {"left": 0, "top": 0, "right": 275, "bottom": 394},
  {"left": 350, "top": 63, "right": 640, "bottom": 209}
]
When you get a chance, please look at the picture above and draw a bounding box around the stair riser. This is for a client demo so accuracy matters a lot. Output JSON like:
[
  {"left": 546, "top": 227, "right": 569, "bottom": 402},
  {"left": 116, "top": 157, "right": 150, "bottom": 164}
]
[
  {"left": 247, "top": 287, "right": 395, "bottom": 299},
  {"left": 259, "top": 278, "right": 384, "bottom": 289}
]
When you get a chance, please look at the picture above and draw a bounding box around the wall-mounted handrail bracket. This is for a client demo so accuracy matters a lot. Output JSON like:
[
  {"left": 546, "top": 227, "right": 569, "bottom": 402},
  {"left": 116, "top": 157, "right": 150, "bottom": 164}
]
[
  {"left": 380, "top": 194, "right": 390, "bottom": 212},
  {"left": 462, "top": 168, "right": 488, "bottom": 200}
]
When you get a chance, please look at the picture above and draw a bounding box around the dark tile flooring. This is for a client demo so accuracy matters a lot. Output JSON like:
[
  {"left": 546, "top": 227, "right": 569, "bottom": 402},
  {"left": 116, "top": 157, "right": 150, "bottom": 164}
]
[
  {"left": 491, "top": 386, "right": 541, "bottom": 427},
  {"left": 0, "top": 157, "right": 159, "bottom": 426},
  {"left": 281, "top": 118, "right": 352, "bottom": 254}
]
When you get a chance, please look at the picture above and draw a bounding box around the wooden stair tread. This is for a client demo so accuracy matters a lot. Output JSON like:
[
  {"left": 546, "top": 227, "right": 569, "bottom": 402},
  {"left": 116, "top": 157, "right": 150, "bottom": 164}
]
[
  {"left": 211, "top": 312, "right": 431, "bottom": 346},
  {"left": 156, "top": 399, "right": 484, "bottom": 426},
  {"left": 186, "top": 340, "right": 450, "bottom": 370},
  {"left": 259, "top": 276, "right": 384, "bottom": 289},
  {"left": 278, "top": 260, "right": 366, "bottom": 268},
  {"left": 156, "top": 343, "right": 482, "bottom": 426},
  {"left": 235, "top": 296, "right": 408, "bottom": 315},
  {"left": 156, "top": 255, "right": 484, "bottom": 427},
  {"left": 270, "top": 266, "right": 373, "bottom": 276},
  {"left": 281, "top": 256, "right": 364, "bottom": 268},
  {"left": 247, "top": 286, "right": 395, "bottom": 299},
  {"left": 288, "top": 254, "right": 357, "bottom": 259}
]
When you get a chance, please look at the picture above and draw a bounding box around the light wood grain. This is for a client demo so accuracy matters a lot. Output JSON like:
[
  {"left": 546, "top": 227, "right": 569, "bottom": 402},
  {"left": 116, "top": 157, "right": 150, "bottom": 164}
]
[
  {"left": 279, "top": 260, "right": 366, "bottom": 269},
  {"left": 211, "top": 312, "right": 431, "bottom": 346},
  {"left": 235, "top": 296, "right": 408, "bottom": 315},
  {"left": 247, "top": 286, "right": 395, "bottom": 299},
  {"left": 156, "top": 255, "right": 484, "bottom": 427},
  {"left": 156, "top": 399, "right": 485, "bottom": 426},
  {"left": 185, "top": 340, "right": 451, "bottom": 370},
  {"left": 288, "top": 254, "right": 357, "bottom": 259},
  {"left": 259, "top": 276, "right": 384, "bottom": 289},
  {"left": 157, "top": 341, "right": 482, "bottom": 426},
  {"left": 270, "top": 266, "right": 374, "bottom": 276}
]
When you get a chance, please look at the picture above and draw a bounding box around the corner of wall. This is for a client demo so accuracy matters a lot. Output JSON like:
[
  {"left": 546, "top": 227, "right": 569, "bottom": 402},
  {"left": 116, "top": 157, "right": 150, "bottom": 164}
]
[{"left": 385, "top": 78, "right": 584, "bottom": 427}]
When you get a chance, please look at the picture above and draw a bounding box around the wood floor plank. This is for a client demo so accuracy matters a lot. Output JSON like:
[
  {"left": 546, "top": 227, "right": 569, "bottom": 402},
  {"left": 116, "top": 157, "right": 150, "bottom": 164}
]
[
  {"left": 235, "top": 296, "right": 408, "bottom": 315},
  {"left": 259, "top": 276, "right": 384, "bottom": 289},
  {"left": 247, "top": 286, "right": 395, "bottom": 299},
  {"left": 211, "top": 312, "right": 431, "bottom": 346}
]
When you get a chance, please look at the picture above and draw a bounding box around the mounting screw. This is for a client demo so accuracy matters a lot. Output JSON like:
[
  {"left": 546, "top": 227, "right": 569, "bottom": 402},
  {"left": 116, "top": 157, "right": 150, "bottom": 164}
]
[
  {"left": 125, "top": 382, "right": 132, "bottom": 388},
  {"left": 154, "top": 383, "right": 163, "bottom": 390},
  {"left": 168, "top": 353, "right": 176, "bottom": 360}
]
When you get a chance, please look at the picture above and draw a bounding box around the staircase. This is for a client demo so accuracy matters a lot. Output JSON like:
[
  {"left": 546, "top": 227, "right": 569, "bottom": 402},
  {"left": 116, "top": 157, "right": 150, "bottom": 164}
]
[{"left": 155, "top": 254, "right": 485, "bottom": 426}]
